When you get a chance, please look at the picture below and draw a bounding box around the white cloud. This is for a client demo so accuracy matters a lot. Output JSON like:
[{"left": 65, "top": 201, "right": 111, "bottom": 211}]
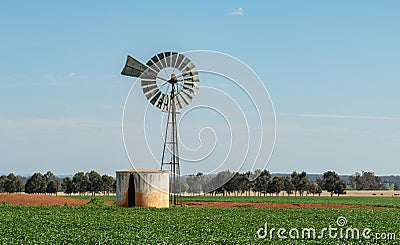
[
  {"left": 282, "top": 113, "right": 400, "bottom": 121},
  {"left": 229, "top": 7, "right": 243, "bottom": 16}
]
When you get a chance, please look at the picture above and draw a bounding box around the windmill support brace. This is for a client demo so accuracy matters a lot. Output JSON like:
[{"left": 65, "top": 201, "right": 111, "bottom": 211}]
[{"left": 161, "top": 85, "right": 181, "bottom": 205}]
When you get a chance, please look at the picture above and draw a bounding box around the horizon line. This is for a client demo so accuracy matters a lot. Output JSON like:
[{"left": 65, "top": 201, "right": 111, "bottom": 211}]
[{"left": 283, "top": 113, "right": 400, "bottom": 121}]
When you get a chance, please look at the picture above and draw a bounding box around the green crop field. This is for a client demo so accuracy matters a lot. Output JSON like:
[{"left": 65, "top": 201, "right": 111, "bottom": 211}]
[{"left": 0, "top": 200, "right": 399, "bottom": 244}]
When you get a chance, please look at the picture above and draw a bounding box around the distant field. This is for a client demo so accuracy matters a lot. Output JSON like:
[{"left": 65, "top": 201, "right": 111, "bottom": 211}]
[
  {"left": 0, "top": 203, "right": 399, "bottom": 244},
  {"left": 69, "top": 195, "right": 116, "bottom": 201},
  {"left": 180, "top": 195, "right": 400, "bottom": 208},
  {"left": 68, "top": 194, "right": 400, "bottom": 208}
]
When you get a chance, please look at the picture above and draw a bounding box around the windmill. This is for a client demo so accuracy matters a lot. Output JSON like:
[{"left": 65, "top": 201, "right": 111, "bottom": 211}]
[{"left": 121, "top": 51, "right": 200, "bottom": 204}]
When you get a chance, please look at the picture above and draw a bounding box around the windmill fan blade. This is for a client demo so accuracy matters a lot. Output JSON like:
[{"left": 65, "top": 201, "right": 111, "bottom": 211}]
[
  {"left": 177, "top": 93, "right": 189, "bottom": 107},
  {"left": 175, "top": 97, "right": 183, "bottom": 110},
  {"left": 178, "top": 57, "right": 191, "bottom": 71},
  {"left": 143, "top": 86, "right": 158, "bottom": 100},
  {"left": 145, "top": 90, "right": 158, "bottom": 100},
  {"left": 182, "top": 63, "right": 195, "bottom": 73},
  {"left": 151, "top": 55, "right": 159, "bottom": 65},
  {"left": 183, "top": 76, "right": 200, "bottom": 83},
  {"left": 171, "top": 53, "right": 178, "bottom": 69},
  {"left": 141, "top": 69, "right": 157, "bottom": 79},
  {"left": 121, "top": 55, "right": 148, "bottom": 78},
  {"left": 143, "top": 84, "right": 157, "bottom": 93},
  {"left": 146, "top": 59, "right": 161, "bottom": 72},
  {"left": 175, "top": 54, "right": 185, "bottom": 69},
  {"left": 163, "top": 95, "right": 169, "bottom": 111},
  {"left": 146, "top": 55, "right": 164, "bottom": 72},
  {"left": 157, "top": 52, "right": 164, "bottom": 61},
  {"left": 165, "top": 51, "right": 172, "bottom": 67},
  {"left": 183, "top": 86, "right": 198, "bottom": 96},
  {"left": 150, "top": 91, "right": 162, "bottom": 105},
  {"left": 183, "top": 70, "right": 199, "bottom": 78},
  {"left": 183, "top": 82, "right": 199, "bottom": 89},
  {"left": 183, "top": 87, "right": 197, "bottom": 96},
  {"left": 157, "top": 52, "right": 168, "bottom": 68},
  {"left": 181, "top": 90, "right": 193, "bottom": 102},
  {"left": 141, "top": 79, "right": 156, "bottom": 87},
  {"left": 156, "top": 94, "right": 165, "bottom": 109}
]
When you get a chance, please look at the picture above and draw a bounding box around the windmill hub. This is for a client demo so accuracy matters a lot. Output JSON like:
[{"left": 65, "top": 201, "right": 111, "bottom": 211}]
[{"left": 167, "top": 74, "right": 178, "bottom": 84}]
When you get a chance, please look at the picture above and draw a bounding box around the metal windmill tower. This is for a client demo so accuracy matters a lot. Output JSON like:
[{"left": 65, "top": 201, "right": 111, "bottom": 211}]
[{"left": 121, "top": 51, "right": 199, "bottom": 204}]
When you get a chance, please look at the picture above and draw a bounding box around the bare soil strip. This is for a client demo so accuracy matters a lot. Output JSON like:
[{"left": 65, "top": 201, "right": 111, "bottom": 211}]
[
  {"left": 182, "top": 201, "right": 390, "bottom": 209},
  {"left": 0, "top": 194, "right": 392, "bottom": 209},
  {"left": 0, "top": 194, "right": 89, "bottom": 206}
]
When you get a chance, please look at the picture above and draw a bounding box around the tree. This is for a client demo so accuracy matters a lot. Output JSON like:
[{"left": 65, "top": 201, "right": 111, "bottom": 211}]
[
  {"left": 5, "top": 173, "right": 24, "bottom": 193},
  {"left": 46, "top": 180, "right": 58, "bottom": 195},
  {"left": 220, "top": 172, "right": 241, "bottom": 196},
  {"left": 243, "top": 172, "right": 253, "bottom": 196},
  {"left": 206, "top": 170, "right": 233, "bottom": 195},
  {"left": 185, "top": 173, "right": 206, "bottom": 195},
  {"left": 0, "top": 175, "right": 8, "bottom": 193},
  {"left": 394, "top": 183, "right": 400, "bottom": 191},
  {"left": 298, "top": 175, "right": 311, "bottom": 196},
  {"left": 25, "top": 173, "right": 47, "bottom": 194},
  {"left": 175, "top": 177, "right": 186, "bottom": 194},
  {"left": 186, "top": 175, "right": 202, "bottom": 195},
  {"left": 282, "top": 176, "right": 295, "bottom": 196},
  {"left": 291, "top": 171, "right": 300, "bottom": 196},
  {"left": 253, "top": 170, "right": 270, "bottom": 196},
  {"left": 61, "top": 177, "right": 74, "bottom": 195},
  {"left": 202, "top": 175, "right": 214, "bottom": 195},
  {"left": 72, "top": 172, "right": 89, "bottom": 195},
  {"left": 318, "top": 171, "right": 347, "bottom": 197},
  {"left": 308, "top": 183, "right": 322, "bottom": 196},
  {"left": 44, "top": 171, "right": 60, "bottom": 195},
  {"left": 334, "top": 179, "right": 347, "bottom": 197},
  {"left": 86, "top": 171, "right": 102, "bottom": 196},
  {"left": 15, "top": 176, "right": 24, "bottom": 192},
  {"left": 269, "top": 176, "right": 283, "bottom": 196},
  {"left": 349, "top": 171, "right": 383, "bottom": 190},
  {"left": 44, "top": 171, "right": 55, "bottom": 182},
  {"left": 291, "top": 171, "right": 310, "bottom": 196},
  {"left": 100, "top": 174, "right": 115, "bottom": 195}
]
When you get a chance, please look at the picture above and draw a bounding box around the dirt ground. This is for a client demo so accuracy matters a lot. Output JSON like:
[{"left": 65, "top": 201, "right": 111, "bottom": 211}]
[
  {"left": 0, "top": 193, "right": 89, "bottom": 206},
  {"left": 316, "top": 190, "right": 400, "bottom": 197},
  {"left": 0, "top": 193, "right": 394, "bottom": 209},
  {"left": 181, "top": 201, "right": 389, "bottom": 209}
]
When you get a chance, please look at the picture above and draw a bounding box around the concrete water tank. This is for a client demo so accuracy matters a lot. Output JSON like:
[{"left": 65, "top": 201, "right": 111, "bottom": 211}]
[{"left": 115, "top": 169, "right": 169, "bottom": 208}]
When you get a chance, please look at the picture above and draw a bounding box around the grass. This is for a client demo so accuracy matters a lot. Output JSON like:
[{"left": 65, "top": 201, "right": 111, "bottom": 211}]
[
  {"left": 180, "top": 195, "right": 400, "bottom": 208},
  {"left": 0, "top": 203, "right": 398, "bottom": 244},
  {"left": 68, "top": 195, "right": 116, "bottom": 201},
  {"left": 67, "top": 194, "right": 400, "bottom": 208}
]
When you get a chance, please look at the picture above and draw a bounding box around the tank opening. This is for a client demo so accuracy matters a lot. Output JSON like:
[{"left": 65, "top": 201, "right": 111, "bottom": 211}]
[{"left": 128, "top": 174, "right": 135, "bottom": 207}]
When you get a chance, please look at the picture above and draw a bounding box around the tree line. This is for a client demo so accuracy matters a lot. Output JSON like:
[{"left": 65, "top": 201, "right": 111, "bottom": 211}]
[
  {"left": 0, "top": 169, "right": 395, "bottom": 196},
  {"left": 182, "top": 170, "right": 391, "bottom": 197},
  {"left": 0, "top": 171, "right": 115, "bottom": 195}
]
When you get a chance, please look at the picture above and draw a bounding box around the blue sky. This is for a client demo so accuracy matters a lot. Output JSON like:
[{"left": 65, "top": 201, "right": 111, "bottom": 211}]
[{"left": 0, "top": 1, "right": 399, "bottom": 175}]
